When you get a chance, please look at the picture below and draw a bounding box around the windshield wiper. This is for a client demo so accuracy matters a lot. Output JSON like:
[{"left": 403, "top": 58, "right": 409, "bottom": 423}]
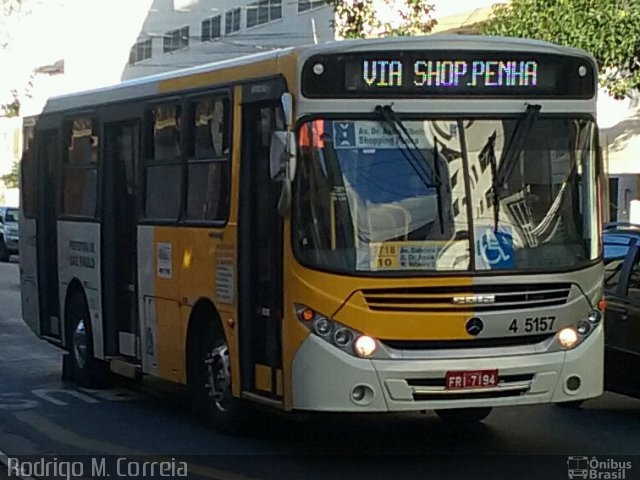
[
  {"left": 375, "top": 104, "right": 445, "bottom": 233},
  {"left": 494, "top": 104, "right": 541, "bottom": 192}
]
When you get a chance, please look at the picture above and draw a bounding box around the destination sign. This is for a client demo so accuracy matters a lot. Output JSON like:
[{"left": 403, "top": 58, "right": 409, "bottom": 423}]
[
  {"left": 301, "top": 51, "right": 596, "bottom": 99},
  {"left": 361, "top": 59, "right": 539, "bottom": 89}
]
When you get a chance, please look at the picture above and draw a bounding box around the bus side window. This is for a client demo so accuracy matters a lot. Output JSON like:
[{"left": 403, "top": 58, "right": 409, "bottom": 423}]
[
  {"left": 144, "top": 104, "right": 182, "bottom": 220},
  {"left": 185, "top": 96, "right": 231, "bottom": 222},
  {"left": 62, "top": 118, "right": 98, "bottom": 217}
]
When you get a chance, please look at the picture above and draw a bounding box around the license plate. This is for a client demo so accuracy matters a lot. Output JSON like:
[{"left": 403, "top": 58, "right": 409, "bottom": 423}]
[{"left": 445, "top": 369, "right": 499, "bottom": 390}]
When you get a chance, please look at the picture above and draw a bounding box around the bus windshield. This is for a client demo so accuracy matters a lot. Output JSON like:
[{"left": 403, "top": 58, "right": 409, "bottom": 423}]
[{"left": 293, "top": 116, "right": 599, "bottom": 274}]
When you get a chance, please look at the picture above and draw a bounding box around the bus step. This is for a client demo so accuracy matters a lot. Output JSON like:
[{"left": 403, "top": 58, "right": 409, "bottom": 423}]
[{"left": 108, "top": 357, "right": 141, "bottom": 379}]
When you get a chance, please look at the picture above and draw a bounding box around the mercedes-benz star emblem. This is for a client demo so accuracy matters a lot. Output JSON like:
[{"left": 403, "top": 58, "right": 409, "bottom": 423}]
[{"left": 466, "top": 318, "right": 484, "bottom": 336}]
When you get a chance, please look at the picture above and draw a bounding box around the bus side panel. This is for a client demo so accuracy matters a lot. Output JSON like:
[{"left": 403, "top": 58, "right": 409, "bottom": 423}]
[
  {"left": 137, "top": 225, "right": 159, "bottom": 377},
  {"left": 176, "top": 226, "right": 239, "bottom": 390},
  {"left": 137, "top": 225, "right": 240, "bottom": 387},
  {"left": 138, "top": 225, "right": 186, "bottom": 383},
  {"left": 19, "top": 217, "right": 40, "bottom": 336},
  {"left": 57, "top": 221, "right": 103, "bottom": 359}
]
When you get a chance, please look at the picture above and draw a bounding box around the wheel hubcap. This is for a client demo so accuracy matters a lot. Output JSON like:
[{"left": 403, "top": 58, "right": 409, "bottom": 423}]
[
  {"left": 73, "top": 319, "right": 89, "bottom": 369},
  {"left": 204, "top": 343, "right": 231, "bottom": 412}
]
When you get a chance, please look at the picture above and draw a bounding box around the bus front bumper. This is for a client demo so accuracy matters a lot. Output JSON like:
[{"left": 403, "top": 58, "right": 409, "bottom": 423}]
[{"left": 291, "top": 325, "right": 604, "bottom": 412}]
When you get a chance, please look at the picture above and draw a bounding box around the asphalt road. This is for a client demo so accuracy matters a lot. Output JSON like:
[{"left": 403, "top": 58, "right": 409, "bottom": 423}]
[{"left": 1, "top": 260, "right": 640, "bottom": 480}]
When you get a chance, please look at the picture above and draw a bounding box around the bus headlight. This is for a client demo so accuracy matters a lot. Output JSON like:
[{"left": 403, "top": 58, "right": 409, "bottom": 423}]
[
  {"left": 576, "top": 320, "right": 591, "bottom": 336},
  {"left": 354, "top": 335, "right": 377, "bottom": 358},
  {"left": 587, "top": 309, "right": 602, "bottom": 325},
  {"left": 314, "top": 317, "right": 332, "bottom": 336},
  {"left": 334, "top": 328, "right": 353, "bottom": 347},
  {"left": 558, "top": 327, "right": 579, "bottom": 349},
  {"left": 295, "top": 304, "right": 386, "bottom": 358},
  {"left": 554, "top": 308, "right": 602, "bottom": 350}
]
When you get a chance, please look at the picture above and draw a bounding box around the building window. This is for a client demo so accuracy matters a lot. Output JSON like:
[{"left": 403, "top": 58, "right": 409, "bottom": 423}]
[
  {"left": 471, "top": 164, "right": 479, "bottom": 183},
  {"left": 298, "top": 0, "right": 327, "bottom": 12},
  {"left": 479, "top": 149, "right": 491, "bottom": 172},
  {"left": 186, "top": 96, "right": 231, "bottom": 222},
  {"left": 485, "top": 188, "right": 493, "bottom": 208},
  {"left": 201, "top": 15, "right": 222, "bottom": 42},
  {"left": 128, "top": 38, "right": 152, "bottom": 64},
  {"left": 163, "top": 26, "right": 189, "bottom": 53},
  {"left": 450, "top": 170, "right": 458, "bottom": 189},
  {"left": 225, "top": 8, "right": 241, "bottom": 35},
  {"left": 247, "top": 0, "right": 282, "bottom": 28},
  {"left": 63, "top": 118, "right": 98, "bottom": 217},
  {"left": 453, "top": 199, "right": 460, "bottom": 217},
  {"left": 144, "top": 104, "right": 182, "bottom": 219}
]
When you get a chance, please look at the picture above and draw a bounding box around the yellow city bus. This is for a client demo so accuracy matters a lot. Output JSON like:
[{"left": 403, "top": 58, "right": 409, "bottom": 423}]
[{"left": 19, "top": 35, "right": 605, "bottom": 430}]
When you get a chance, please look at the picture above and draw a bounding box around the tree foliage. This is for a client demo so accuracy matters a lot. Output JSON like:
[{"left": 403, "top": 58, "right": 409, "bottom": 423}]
[
  {"left": 1, "top": 160, "right": 19, "bottom": 189},
  {"left": 1, "top": 0, "right": 26, "bottom": 115},
  {"left": 331, "top": 0, "right": 437, "bottom": 39},
  {"left": 480, "top": 0, "right": 640, "bottom": 98}
]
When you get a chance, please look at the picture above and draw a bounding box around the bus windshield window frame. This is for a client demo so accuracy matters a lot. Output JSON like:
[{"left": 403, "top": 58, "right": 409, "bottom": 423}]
[{"left": 292, "top": 113, "right": 600, "bottom": 276}]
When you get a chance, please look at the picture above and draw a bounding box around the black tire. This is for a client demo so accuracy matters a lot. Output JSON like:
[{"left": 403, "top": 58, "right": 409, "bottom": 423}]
[
  {"left": 189, "top": 324, "right": 248, "bottom": 434},
  {"left": 555, "top": 400, "right": 584, "bottom": 409},
  {"left": 435, "top": 407, "right": 493, "bottom": 424},
  {"left": 66, "top": 292, "right": 109, "bottom": 388},
  {"left": 0, "top": 239, "right": 9, "bottom": 262}
]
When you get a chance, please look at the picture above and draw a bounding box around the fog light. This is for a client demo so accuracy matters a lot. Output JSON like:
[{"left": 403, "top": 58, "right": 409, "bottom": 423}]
[
  {"left": 566, "top": 376, "right": 581, "bottom": 391},
  {"left": 354, "top": 335, "right": 377, "bottom": 357},
  {"left": 314, "top": 318, "right": 332, "bottom": 336},
  {"left": 558, "top": 327, "right": 579, "bottom": 349},
  {"left": 350, "top": 384, "right": 374, "bottom": 405},
  {"left": 587, "top": 309, "right": 602, "bottom": 324},
  {"left": 352, "top": 386, "right": 366, "bottom": 401},
  {"left": 334, "top": 328, "right": 353, "bottom": 347},
  {"left": 577, "top": 320, "right": 591, "bottom": 336}
]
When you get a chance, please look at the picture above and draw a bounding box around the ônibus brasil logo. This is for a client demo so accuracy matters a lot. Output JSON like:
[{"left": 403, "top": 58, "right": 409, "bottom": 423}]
[{"left": 567, "top": 457, "right": 632, "bottom": 479}]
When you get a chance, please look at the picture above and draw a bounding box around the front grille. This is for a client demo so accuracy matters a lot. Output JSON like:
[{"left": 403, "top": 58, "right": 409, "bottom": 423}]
[
  {"left": 381, "top": 334, "right": 553, "bottom": 350},
  {"left": 412, "top": 389, "right": 526, "bottom": 401},
  {"left": 407, "top": 373, "right": 534, "bottom": 387},
  {"left": 362, "top": 283, "right": 572, "bottom": 313},
  {"left": 408, "top": 373, "right": 533, "bottom": 401}
]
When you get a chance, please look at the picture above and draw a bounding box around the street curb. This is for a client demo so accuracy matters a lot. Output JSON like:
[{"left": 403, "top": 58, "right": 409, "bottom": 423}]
[{"left": 0, "top": 449, "right": 36, "bottom": 480}]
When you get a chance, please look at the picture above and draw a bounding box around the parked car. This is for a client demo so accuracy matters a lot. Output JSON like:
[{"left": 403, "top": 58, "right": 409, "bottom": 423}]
[
  {"left": 603, "top": 222, "right": 640, "bottom": 398},
  {"left": 0, "top": 206, "right": 19, "bottom": 262}
]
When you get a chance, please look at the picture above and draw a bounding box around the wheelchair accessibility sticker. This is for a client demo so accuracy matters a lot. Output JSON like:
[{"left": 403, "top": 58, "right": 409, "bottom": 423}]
[{"left": 475, "top": 225, "right": 514, "bottom": 269}]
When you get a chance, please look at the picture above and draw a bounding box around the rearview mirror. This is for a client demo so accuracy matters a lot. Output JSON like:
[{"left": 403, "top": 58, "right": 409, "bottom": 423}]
[
  {"left": 270, "top": 131, "right": 297, "bottom": 181},
  {"left": 281, "top": 93, "right": 293, "bottom": 128}
]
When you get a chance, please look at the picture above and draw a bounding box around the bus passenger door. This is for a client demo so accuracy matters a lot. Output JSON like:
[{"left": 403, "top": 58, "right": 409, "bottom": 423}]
[
  {"left": 239, "top": 92, "right": 285, "bottom": 401},
  {"left": 36, "top": 129, "right": 62, "bottom": 340},
  {"left": 102, "top": 121, "right": 140, "bottom": 359}
]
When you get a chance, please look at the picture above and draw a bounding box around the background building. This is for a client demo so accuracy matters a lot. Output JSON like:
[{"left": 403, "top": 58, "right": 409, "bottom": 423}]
[{"left": 122, "top": 0, "right": 334, "bottom": 80}]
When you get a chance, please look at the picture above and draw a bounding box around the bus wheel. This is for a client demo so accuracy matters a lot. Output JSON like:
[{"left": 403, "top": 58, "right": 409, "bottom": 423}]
[
  {"left": 0, "top": 240, "right": 9, "bottom": 262},
  {"left": 192, "top": 327, "right": 247, "bottom": 434},
  {"left": 435, "top": 407, "right": 493, "bottom": 424},
  {"left": 67, "top": 293, "right": 109, "bottom": 388}
]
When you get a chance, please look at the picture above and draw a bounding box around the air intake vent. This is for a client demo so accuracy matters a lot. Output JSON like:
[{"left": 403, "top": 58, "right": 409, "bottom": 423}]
[
  {"left": 381, "top": 334, "right": 553, "bottom": 350},
  {"left": 362, "top": 283, "right": 572, "bottom": 313}
]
